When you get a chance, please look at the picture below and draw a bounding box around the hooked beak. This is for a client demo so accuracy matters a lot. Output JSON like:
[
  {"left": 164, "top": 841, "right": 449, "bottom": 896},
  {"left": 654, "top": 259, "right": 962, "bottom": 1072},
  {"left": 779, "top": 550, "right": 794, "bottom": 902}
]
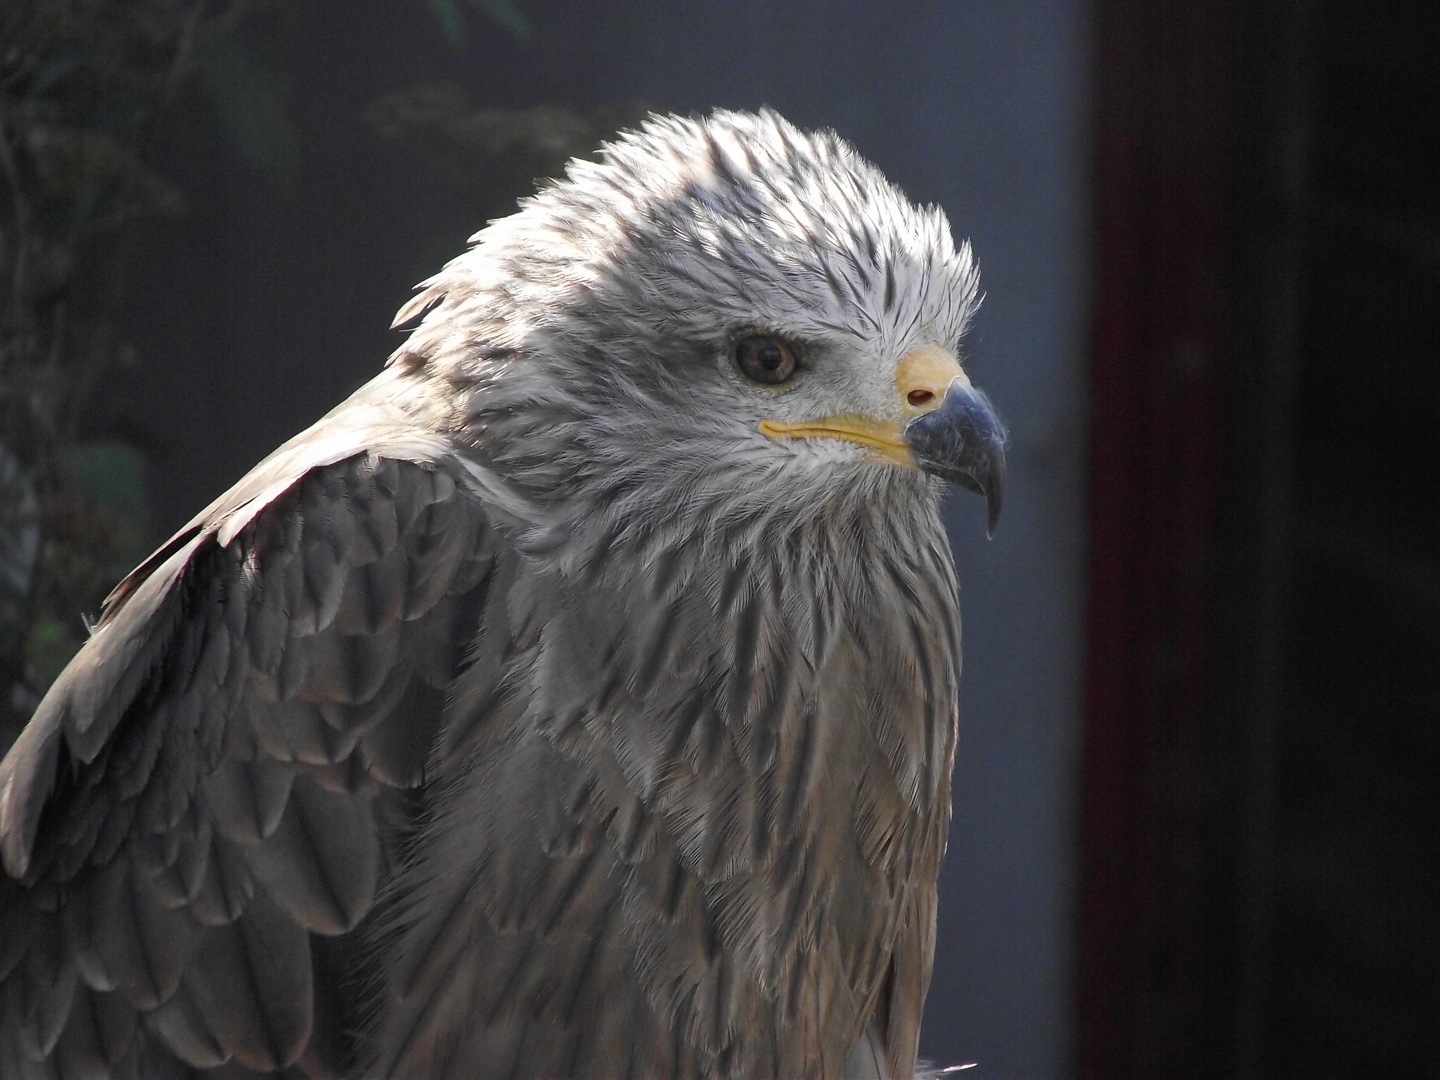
[
  {"left": 758, "top": 344, "right": 1006, "bottom": 536},
  {"left": 904, "top": 379, "right": 1006, "bottom": 537}
]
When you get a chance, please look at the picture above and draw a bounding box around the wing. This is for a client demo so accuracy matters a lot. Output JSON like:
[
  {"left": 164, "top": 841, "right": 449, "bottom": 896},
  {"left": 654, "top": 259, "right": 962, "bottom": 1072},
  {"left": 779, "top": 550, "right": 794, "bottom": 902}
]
[{"left": 0, "top": 371, "right": 498, "bottom": 1079}]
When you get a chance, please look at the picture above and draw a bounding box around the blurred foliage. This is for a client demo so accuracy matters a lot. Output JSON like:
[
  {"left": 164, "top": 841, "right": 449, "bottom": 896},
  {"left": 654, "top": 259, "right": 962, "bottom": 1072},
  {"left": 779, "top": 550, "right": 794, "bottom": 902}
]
[
  {"left": 0, "top": 0, "right": 631, "bottom": 753},
  {"left": 0, "top": 0, "right": 294, "bottom": 749},
  {"left": 194, "top": 14, "right": 300, "bottom": 182},
  {"left": 423, "top": 0, "right": 530, "bottom": 47},
  {"left": 367, "top": 84, "right": 653, "bottom": 217}
]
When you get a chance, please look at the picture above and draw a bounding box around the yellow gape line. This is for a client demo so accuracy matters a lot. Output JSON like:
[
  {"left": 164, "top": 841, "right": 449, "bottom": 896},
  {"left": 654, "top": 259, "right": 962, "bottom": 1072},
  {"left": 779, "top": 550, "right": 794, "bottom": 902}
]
[{"left": 760, "top": 344, "right": 969, "bottom": 466}]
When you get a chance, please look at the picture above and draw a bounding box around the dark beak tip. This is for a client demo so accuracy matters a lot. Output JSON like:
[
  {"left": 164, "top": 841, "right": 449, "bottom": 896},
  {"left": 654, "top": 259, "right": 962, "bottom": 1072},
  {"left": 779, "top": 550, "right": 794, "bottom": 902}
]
[
  {"left": 904, "top": 383, "right": 1008, "bottom": 538},
  {"left": 985, "top": 460, "right": 1006, "bottom": 539}
]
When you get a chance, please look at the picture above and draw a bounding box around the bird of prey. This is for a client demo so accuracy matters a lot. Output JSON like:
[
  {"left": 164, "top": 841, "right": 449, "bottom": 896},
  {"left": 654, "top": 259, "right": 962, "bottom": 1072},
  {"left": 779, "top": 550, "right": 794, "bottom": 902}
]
[{"left": 0, "top": 109, "right": 1004, "bottom": 1079}]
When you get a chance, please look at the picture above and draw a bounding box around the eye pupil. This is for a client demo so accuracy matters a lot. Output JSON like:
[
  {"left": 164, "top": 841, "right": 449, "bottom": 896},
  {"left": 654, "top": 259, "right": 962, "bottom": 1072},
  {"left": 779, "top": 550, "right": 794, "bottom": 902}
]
[{"left": 735, "top": 334, "right": 797, "bottom": 385}]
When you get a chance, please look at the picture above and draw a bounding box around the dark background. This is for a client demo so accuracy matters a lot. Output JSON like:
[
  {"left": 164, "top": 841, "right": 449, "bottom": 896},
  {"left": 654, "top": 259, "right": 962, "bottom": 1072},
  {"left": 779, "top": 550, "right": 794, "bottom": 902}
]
[
  {"left": 1081, "top": 0, "right": 1438, "bottom": 1077},
  {"left": 4, "top": 0, "right": 1437, "bottom": 1077}
]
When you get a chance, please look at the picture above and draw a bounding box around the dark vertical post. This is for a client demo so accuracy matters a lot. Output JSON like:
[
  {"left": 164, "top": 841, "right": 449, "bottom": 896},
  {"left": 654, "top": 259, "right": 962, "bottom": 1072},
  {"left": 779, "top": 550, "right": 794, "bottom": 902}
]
[{"left": 1078, "top": 1, "right": 1234, "bottom": 1075}]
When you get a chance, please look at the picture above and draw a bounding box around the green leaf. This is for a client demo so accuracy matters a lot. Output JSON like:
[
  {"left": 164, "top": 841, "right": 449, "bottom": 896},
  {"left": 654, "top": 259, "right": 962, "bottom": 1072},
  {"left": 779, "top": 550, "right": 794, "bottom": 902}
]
[
  {"left": 471, "top": 0, "right": 531, "bottom": 39},
  {"left": 29, "top": 618, "right": 68, "bottom": 649},
  {"left": 423, "top": 0, "right": 469, "bottom": 47},
  {"left": 195, "top": 30, "right": 299, "bottom": 182},
  {"left": 31, "top": 53, "right": 87, "bottom": 95},
  {"left": 60, "top": 440, "right": 151, "bottom": 536},
  {"left": 24, "top": 616, "right": 84, "bottom": 691}
]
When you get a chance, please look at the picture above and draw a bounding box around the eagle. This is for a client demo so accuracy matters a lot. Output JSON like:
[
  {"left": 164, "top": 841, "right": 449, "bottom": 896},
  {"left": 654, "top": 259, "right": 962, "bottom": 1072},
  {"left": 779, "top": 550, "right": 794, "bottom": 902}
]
[{"left": 0, "top": 109, "right": 1004, "bottom": 1079}]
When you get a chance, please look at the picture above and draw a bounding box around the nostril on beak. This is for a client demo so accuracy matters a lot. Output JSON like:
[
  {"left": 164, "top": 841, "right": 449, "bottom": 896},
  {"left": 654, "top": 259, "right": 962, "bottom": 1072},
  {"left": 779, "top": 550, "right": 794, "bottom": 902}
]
[{"left": 896, "top": 345, "right": 968, "bottom": 416}]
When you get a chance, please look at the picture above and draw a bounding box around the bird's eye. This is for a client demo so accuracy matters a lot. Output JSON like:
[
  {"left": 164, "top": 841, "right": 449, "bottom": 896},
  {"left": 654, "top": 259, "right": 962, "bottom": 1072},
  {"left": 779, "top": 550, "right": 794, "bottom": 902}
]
[{"left": 734, "top": 334, "right": 798, "bottom": 385}]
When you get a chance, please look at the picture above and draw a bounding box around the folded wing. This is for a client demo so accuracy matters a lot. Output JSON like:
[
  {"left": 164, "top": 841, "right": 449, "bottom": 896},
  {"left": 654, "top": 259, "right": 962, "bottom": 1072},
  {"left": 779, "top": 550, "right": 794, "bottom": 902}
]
[{"left": 0, "top": 382, "right": 497, "bottom": 1079}]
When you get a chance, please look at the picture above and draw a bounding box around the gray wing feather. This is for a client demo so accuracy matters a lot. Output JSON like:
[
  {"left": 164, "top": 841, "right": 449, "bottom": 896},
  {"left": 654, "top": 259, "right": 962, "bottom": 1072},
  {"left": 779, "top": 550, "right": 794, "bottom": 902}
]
[{"left": 0, "top": 373, "right": 496, "bottom": 1078}]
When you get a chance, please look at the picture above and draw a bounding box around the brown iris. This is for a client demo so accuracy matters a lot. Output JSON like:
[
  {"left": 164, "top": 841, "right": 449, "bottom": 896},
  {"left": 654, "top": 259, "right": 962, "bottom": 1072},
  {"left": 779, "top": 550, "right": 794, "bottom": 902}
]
[{"left": 735, "top": 334, "right": 798, "bottom": 385}]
